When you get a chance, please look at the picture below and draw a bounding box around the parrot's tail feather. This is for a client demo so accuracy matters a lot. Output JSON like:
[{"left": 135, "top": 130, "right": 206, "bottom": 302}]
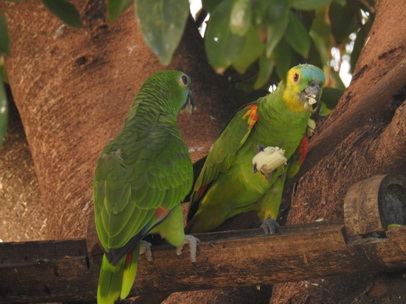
[
  {"left": 120, "top": 245, "right": 140, "bottom": 299},
  {"left": 97, "top": 248, "right": 140, "bottom": 304},
  {"left": 97, "top": 254, "right": 124, "bottom": 304}
]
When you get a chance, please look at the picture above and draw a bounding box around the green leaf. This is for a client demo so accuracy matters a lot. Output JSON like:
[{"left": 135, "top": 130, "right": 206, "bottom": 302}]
[
  {"left": 309, "top": 7, "right": 331, "bottom": 65},
  {"left": 263, "top": 0, "right": 290, "bottom": 57},
  {"left": 329, "top": 1, "right": 358, "bottom": 43},
  {"left": 254, "top": 54, "right": 274, "bottom": 89},
  {"left": 205, "top": 0, "right": 245, "bottom": 72},
  {"left": 0, "top": 81, "right": 8, "bottom": 146},
  {"left": 40, "top": 0, "right": 83, "bottom": 28},
  {"left": 107, "top": 0, "right": 133, "bottom": 22},
  {"left": 285, "top": 12, "right": 311, "bottom": 58},
  {"left": 331, "top": 68, "right": 346, "bottom": 90},
  {"left": 319, "top": 87, "right": 343, "bottom": 116},
  {"left": 0, "top": 14, "right": 10, "bottom": 56},
  {"left": 136, "top": 0, "right": 189, "bottom": 66},
  {"left": 229, "top": 0, "right": 252, "bottom": 36},
  {"left": 265, "top": 18, "right": 289, "bottom": 58},
  {"left": 291, "top": 0, "right": 331, "bottom": 10},
  {"left": 265, "top": 0, "right": 291, "bottom": 26},
  {"left": 0, "top": 56, "right": 8, "bottom": 83},
  {"left": 202, "top": 0, "right": 224, "bottom": 12},
  {"left": 272, "top": 39, "right": 292, "bottom": 80},
  {"left": 306, "top": 39, "right": 323, "bottom": 68},
  {"left": 332, "top": 0, "right": 346, "bottom": 5},
  {"left": 233, "top": 25, "right": 264, "bottom": 74}
]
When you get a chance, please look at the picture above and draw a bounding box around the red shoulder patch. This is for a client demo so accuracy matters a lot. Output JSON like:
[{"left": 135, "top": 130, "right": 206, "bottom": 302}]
[
  {"left": 155, "top": 207, "right": 171, "bottom": 220},
  {"left": 242, "top": 104, "right": 259, "bottom": 130},
  {"left": 197, "top": 184, "right": 209, "bottom": 198}
]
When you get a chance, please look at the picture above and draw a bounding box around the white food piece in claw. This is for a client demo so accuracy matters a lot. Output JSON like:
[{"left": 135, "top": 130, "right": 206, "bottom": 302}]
[
  {"left": 176, "top": 235, "right": 200, "bottom": 262},
  {"left": 253, "top": 146, "right": 287, "bottom": 175}
]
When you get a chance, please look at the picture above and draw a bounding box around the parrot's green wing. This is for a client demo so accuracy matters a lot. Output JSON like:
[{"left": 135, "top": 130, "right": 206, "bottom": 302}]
[
  {"left": 94, "top": 133, "right": 192, "bottom": 261},
  {"left": 94, "top": 70, "right": 194, "bottom": 304},
  {"left": 188, "top": 103, "right": 261, "bottom": 220}
]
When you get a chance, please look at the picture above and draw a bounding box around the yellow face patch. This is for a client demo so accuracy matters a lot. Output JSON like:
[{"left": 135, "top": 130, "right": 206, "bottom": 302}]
[{"left": 283, "top": 68, "right": 308, "bottom": 113}]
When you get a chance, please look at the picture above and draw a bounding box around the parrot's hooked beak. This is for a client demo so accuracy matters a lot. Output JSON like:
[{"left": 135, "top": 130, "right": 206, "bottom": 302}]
[
  {"left": 300, "top": 81, "right": 322, "bottom": 110},
  {"left": 181, "top": 91, "right": 195, "bottom": 114}
]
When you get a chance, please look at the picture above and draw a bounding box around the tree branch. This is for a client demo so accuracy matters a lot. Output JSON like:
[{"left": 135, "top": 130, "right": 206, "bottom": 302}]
[
  {"left": 2, "top": 175, "right": 406, "bottom": 303},
  {"left": 1, "top": 224, "right": 406, "bottom": 303},
  {"left": 301, "top": 57, "right": 406, "bottom": 177}
]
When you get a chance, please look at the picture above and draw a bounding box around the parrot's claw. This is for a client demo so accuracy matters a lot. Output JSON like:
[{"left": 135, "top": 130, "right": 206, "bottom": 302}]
[
  {"left": 261, "top": 218, "right": 280, "bottom": 235},
  {"left": 176, "top": 235, "right": 200, "bottom": 263},
  {"left": 256, "top": 144, "right": 265, "bottom": 153},
  {"left": 140, "top": 240, "right": 153, "bottom": 262},
  {"left": 265, "top": 173, "right": 273, "bottom": 181}
]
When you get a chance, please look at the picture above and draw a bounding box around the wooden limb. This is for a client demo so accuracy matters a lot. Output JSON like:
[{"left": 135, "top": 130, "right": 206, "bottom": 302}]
[
  {"left": 372, "top": 100, "right": 406, "bottom": 173},
  {"left": 1, "top": 175, "right": 406, "bottom": 303},
  {"left": 344, "top": 175, "right": 406, "bottom": 237},
  {"left": 301, "top": 57, "right": 406, "bottom": 177},
  {"left": 2, "top": 224, "right": 406, "bottom": 303}
]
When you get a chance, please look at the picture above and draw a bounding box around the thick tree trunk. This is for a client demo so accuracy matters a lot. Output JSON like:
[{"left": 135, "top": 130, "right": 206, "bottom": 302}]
[
  {"left": 271, "top": 0, "right": 406, "bottom": 302},
  {"left": 0, "top": 92, "right": 43, "bottom": 242},
  {"left": 1, "top": 1, "right": 233, "bottom": 240}
]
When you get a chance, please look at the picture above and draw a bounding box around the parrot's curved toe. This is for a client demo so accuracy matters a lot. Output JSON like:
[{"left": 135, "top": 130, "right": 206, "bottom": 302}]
[
  {"left": 261, "top": 218, "right": 280, "bottom": 235},
  {"left": 140, "top": 240, "right": 153, "bottom": 262},
  {"left": 176, "top": 235, "right": 200, "bottom": 263}
]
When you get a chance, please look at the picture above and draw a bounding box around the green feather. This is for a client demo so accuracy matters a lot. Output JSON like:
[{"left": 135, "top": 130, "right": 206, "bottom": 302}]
[
  {"left": 120, "top": 246, "right": 140, "bottom": 299},
  {"left": 97, "top": 254, "right": 124, "bottom": 304},
  {"left": 187, "top": 64, "right": 325, "bottom": 233},
  {"left": 94, "top": 71, "right": 193, "bottom": 303}
]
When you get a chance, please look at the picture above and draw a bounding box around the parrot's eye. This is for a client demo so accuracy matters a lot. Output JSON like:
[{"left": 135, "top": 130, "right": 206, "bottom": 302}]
[
  {"left": 181, "top": 75, "right": 189, "bottom": 86},
  {"left": 293, "top": 73, "right": 300, "bottom": 83}
]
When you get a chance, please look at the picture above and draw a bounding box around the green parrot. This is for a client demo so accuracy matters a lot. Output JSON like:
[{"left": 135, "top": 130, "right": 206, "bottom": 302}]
[
  {"left": 187, "top": 64, "right": 325, "bottom": 234},
  {"left": 94, "top": 70, "right": 198, "bottom": 304}
]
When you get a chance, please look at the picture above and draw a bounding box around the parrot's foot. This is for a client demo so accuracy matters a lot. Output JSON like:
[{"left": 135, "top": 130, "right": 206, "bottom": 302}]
[
  {"left": 252, "top": 146, "right": 287, "bottom": 180},
  {"left": 176, "top": 235, "right": 200, "bottom": 263},
  {"left": 140, "top": 240, "right": 153, "bottom": 262},
  {"left": 261, "top": 218, "right": 280, "bottom": 235}
]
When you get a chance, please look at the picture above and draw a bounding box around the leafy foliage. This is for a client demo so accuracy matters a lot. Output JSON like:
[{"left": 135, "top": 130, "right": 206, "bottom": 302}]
[
  {"left": 0, "top": 13, "right": 10, "bottom": 56},
  {"left": 198, "top": 0, "right": 373, "bottom": 113},
  {"left": 136, "top": 0, "right": 190, "bottom": 65},
  {"left": 0, "top": 0, "right": 374, "bottom": 116},
  {"left": 107, "top": 0, "right": 133, "bottom": 22}
]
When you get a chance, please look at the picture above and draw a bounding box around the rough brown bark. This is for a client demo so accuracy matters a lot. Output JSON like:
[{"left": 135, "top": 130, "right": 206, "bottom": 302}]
[
  {"left": 1, "top": 1, "right": 234, "bottom": 240},
  {"left": 0, "top": 93, "right": 43, "bottom": 242},
  {"left": 4, "top": 222, "right": 406, "bottom": 302},
  {"left": 271, "top": 0, "right": 406, "bottom": 302}
]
